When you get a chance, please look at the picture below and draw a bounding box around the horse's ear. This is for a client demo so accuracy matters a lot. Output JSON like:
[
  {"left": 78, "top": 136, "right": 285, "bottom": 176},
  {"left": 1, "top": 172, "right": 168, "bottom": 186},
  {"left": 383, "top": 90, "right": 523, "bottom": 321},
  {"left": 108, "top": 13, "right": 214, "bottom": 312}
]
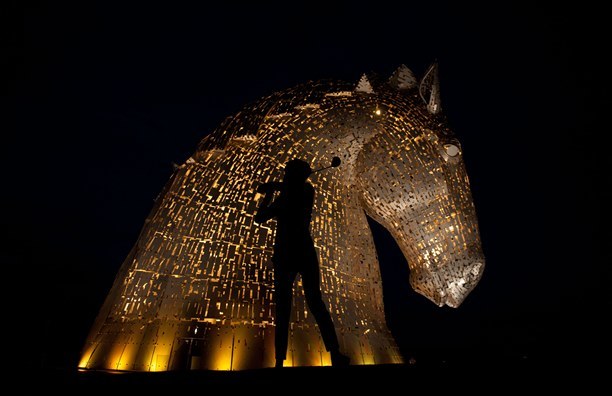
[
  {"left": 388, "top": 64, "right": 417, "bottom": 90},
  {"left": 419, "top": 61, "right": 442, "bottom": 114},
  {"left": 355, "top": 73, "right": 374, "bottom": 93}
]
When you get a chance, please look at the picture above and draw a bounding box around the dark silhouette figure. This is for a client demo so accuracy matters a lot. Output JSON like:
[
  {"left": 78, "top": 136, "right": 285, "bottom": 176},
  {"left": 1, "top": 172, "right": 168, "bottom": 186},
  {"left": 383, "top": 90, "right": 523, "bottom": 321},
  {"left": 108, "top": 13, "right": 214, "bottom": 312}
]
[{"left": 255, "top": 159, "right": 350, "bottom": 368}]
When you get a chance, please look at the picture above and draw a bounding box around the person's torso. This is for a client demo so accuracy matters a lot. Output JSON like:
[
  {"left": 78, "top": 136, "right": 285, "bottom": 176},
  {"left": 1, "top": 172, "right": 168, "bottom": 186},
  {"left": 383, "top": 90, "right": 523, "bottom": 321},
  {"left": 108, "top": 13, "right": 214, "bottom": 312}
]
[
  {"left": 272, "top": 184, "right": 315, "bottom": 261},
  {"left": 275, "top": 188, "right": 311, "bottom": 237}
]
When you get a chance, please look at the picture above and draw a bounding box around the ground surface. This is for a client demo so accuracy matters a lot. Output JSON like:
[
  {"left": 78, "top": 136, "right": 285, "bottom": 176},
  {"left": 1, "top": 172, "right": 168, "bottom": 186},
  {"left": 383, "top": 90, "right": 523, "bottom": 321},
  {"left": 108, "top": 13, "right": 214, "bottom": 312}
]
[{"left": 40, "top": 352, "right": 601, "bottom": 392}]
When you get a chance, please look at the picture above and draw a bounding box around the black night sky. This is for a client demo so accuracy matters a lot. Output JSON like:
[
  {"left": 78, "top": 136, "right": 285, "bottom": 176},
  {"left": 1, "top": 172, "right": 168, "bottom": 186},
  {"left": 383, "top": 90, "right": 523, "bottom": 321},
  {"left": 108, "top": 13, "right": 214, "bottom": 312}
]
[{"left": 8, "top": 0, "right": 610, "bottom": 376}]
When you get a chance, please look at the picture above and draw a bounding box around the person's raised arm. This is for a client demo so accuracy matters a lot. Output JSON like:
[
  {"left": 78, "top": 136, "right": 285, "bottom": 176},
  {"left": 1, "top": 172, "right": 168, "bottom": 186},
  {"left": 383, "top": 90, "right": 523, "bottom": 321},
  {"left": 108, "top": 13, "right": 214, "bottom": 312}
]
[{"left": 254, "top": 182, "right": 281, "bottom": 223}]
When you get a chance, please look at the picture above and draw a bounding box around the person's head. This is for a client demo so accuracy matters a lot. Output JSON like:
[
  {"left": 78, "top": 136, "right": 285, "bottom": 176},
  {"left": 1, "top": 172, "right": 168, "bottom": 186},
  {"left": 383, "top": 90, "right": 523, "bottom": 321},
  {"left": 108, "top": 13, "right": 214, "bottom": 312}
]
[{"left": 283, "top": 159, "right": 312, "bottom": 184}]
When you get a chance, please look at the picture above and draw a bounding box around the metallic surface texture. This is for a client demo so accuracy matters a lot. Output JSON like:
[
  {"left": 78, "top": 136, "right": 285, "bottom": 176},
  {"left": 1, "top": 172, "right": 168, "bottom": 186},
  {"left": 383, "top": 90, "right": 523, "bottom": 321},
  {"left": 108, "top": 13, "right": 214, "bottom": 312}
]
[{"left": 80, "top": 64, "right": 484, "bottom": 371}]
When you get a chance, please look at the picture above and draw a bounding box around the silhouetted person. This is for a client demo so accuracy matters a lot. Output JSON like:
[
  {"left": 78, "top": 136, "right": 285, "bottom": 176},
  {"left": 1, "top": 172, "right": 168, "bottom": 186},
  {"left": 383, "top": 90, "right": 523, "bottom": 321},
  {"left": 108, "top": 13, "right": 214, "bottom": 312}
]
[{"left": 255, "top": 159, "right": 350, "bottom": 368}]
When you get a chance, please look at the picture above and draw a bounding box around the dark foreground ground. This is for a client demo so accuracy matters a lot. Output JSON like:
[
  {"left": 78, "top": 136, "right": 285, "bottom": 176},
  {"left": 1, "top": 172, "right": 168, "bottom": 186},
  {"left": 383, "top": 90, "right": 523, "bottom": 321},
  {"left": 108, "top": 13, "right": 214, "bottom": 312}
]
[{"left": 40, "top": 351, "right": 603, "bottom": 392}]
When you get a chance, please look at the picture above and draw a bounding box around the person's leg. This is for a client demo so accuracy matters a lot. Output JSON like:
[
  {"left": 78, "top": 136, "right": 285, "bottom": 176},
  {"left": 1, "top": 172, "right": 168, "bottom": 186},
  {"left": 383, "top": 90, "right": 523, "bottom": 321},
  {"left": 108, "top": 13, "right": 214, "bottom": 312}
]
[
  {"left": 301, "top": 263, "right": 349, "bottom": 366},
  {"left": 274, "top": 267, "right": 295, "bottom": 367}
]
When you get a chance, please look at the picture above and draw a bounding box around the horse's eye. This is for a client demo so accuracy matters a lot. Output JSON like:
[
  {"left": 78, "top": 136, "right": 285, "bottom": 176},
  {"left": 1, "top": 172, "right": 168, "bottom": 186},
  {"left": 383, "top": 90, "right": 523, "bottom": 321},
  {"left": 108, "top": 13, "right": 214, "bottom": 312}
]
[{"left": 444, "top": 144, "right": 460, "bottom": 157}]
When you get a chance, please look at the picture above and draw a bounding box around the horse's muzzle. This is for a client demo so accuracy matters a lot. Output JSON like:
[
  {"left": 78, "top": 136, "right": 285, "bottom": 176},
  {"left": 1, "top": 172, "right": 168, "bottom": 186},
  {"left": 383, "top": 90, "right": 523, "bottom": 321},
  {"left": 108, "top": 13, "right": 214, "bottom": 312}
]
[{"left": 410, "top": 258, "right": 485, "bottom": 308}]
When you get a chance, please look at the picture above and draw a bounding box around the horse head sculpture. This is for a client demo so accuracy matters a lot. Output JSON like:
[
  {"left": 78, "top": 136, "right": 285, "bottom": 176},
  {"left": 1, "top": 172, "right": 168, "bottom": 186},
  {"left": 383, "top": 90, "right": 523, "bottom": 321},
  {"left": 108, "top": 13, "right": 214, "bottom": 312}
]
[{"left": 79, "top": 63, "right": 484, "bottom": 371}]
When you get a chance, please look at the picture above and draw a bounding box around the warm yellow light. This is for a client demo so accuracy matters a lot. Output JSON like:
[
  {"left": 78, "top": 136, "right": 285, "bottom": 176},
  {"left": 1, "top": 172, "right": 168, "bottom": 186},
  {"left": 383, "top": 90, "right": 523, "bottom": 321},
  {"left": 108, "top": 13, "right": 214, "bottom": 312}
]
[
  {"left": 80, "top": 64, "right": 484, "bottom": 371},
  {"left": 78, "top": 346, "right": 94, "bottom": 369},
  {"left": 212, "top": 350, "right": 233, "bottom": 371}
]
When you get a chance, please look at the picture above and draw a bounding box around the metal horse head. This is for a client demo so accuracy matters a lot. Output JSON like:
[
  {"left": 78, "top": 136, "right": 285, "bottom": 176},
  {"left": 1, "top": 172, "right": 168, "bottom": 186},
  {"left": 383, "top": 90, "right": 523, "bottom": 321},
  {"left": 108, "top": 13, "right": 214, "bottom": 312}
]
[{"left": 79, "top": 64, "right": 485, "bottom": 371}]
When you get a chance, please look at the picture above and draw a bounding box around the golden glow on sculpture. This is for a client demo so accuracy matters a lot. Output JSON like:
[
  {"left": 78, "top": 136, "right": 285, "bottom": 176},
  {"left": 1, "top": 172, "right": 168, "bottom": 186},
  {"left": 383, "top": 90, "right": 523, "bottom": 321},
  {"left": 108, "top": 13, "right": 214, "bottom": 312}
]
[{"left": 80, "top": 64, "right": 485, "bottom": 371}]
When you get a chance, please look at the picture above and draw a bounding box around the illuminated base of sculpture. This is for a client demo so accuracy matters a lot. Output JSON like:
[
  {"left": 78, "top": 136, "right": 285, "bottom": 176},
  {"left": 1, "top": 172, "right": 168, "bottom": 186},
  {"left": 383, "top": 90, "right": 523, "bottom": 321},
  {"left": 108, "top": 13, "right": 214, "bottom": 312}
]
[{"left": 79, "top": 322, "right": 402, "bottom": 371}]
